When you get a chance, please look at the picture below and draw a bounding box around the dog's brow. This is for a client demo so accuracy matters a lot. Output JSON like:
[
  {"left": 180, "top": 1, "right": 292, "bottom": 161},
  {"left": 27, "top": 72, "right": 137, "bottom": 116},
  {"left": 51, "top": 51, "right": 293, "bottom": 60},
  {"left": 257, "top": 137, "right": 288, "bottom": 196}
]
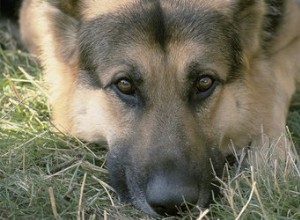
[
  {"left": 130, "top": 69, "right": 143, "bottom": 84},
  {"left": 95, "top": 63, "right": 144, "bottom": 89},
  {"left": 186, "top": 62, "right": 204, "bottom": 78}
]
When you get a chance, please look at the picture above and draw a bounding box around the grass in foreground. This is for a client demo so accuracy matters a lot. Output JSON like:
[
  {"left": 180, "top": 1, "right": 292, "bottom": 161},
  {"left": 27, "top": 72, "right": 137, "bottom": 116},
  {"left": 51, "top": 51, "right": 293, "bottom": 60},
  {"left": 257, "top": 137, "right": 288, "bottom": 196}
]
[{"left": 0, "top": 29, "right": 300, "bottom": 220}]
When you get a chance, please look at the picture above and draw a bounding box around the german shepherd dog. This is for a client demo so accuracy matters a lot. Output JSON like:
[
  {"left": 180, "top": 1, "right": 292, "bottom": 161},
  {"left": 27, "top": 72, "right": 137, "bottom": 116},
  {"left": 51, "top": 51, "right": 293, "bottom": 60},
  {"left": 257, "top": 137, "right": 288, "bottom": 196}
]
[{"left": 15, "top": 0, "right": 300, "bottom": 216}]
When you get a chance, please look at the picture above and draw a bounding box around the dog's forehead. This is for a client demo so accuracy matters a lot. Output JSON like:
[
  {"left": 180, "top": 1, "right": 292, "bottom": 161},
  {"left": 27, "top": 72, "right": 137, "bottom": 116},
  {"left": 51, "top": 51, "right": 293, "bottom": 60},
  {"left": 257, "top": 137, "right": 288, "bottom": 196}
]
[
  {"left": 81, "top": 0, "right": 137, "bottom": 20},
  {"left": 79, "top": 1, "right": 236, "bottom": 56},
  {"left": 79, "top": 0, "right": 242, "bottom": 83},
  {"left": 81, "top": 0, "right": 231, "bottom": 20}
]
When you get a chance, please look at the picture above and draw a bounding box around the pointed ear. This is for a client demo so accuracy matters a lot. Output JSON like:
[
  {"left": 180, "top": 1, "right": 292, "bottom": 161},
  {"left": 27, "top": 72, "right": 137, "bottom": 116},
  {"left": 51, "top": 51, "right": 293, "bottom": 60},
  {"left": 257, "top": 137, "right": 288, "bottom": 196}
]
[
  {"left": 20, "top": 0, "right": 80, "bottom": 63},
  {"left": 47, "top": 0, "right": 81, "bottom": 63},
  {"left": 20, "top": 0, "right": 83, "bottom": 131},
  {"left": 232, "top": 0, "right": 267, "bottom": 56}
]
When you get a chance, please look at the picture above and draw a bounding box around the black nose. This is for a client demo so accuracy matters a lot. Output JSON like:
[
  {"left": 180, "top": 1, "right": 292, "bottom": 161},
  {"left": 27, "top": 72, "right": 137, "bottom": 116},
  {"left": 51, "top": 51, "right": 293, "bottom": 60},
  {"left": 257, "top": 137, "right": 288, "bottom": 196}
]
[{"left": 146, "top": 174, "right": 199, "bottom": 216}]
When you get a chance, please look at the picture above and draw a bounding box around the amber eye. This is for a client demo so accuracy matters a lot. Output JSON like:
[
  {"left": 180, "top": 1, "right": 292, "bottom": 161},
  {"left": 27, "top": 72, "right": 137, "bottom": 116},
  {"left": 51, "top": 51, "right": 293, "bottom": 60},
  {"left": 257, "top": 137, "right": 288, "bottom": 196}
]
[
  {"left": 196, "top": 76, "right": 214, "bottom": 92},
  {"left": 116, "top": 79, "right": 135, "bottom": 95}
]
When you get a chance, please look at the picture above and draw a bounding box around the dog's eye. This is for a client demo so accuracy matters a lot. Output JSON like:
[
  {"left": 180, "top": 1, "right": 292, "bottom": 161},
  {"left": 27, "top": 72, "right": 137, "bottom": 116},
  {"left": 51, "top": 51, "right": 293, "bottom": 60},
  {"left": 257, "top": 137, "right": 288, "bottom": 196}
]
[
  {"left": 116, "top": 79, "right": 135, "bottom": 95},
  {"left": 189, "top": 74, "right": 218, "bottom": 104},
  {"left": 196, "top": 76, "right": 214, "bottom": 92}
]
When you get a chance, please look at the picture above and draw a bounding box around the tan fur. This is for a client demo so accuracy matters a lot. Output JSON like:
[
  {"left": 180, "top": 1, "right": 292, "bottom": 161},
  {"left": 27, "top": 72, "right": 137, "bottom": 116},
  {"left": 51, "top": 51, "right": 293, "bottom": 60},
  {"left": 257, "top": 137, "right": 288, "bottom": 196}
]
[
  {"left": 19, "top": 0, "right": 47, "bottom": 55},
  {"left": 81, "top": 0, "right": 138, "bottom": 20},
  {"left": 20, "top": 0, "right": 78, "bottom": 133}
]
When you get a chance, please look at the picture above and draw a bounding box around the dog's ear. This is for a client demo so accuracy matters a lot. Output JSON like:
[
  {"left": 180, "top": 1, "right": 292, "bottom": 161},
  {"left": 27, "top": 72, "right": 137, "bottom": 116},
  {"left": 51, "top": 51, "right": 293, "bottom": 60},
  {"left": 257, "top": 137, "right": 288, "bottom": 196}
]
[
  {"left": 20, "top": 0, "right": 81, "bottom": 107},
  {"left": 231, "top": 0, "right": 285, "bottom": 56},
  {"left": 231, "top": 0, "right": 267, "bottom": 56},
  {"left": 48, "top": 0, "right": 81, "bottom": 63},
  {"left": 19, "top": 0, "right": 83, "bottom": 130},
  {"left": 20, "top": 0, "right": 80, "bottom": 63}
]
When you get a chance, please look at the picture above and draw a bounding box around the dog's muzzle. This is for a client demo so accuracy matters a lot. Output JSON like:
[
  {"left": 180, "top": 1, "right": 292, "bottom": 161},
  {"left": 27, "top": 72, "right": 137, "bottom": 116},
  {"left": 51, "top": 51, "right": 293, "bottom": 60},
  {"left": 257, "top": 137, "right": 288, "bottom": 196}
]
[{"left": 107, "top": 145, "right": 224, "bottom": 216}]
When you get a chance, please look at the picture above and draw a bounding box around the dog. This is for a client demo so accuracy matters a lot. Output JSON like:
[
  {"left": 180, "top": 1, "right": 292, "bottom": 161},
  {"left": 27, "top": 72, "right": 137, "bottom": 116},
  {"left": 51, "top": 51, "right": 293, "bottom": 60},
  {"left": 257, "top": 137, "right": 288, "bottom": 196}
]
[{"left": 16, "top": 0, "right": 300, "bottom": 216}]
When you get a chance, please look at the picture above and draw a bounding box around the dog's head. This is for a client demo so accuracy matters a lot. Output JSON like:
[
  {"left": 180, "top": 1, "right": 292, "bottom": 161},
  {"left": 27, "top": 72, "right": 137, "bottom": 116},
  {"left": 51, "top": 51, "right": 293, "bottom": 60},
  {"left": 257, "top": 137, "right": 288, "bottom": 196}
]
[{"left": 21, "top": 0, "right": 297, "bottom": 216}]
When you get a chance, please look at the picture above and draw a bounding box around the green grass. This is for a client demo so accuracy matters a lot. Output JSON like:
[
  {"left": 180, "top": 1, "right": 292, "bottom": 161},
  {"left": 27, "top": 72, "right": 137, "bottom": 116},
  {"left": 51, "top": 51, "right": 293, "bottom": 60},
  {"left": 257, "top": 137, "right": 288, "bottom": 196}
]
[{"left": 1, "top": 28, "right": 300, "bottom": 220}]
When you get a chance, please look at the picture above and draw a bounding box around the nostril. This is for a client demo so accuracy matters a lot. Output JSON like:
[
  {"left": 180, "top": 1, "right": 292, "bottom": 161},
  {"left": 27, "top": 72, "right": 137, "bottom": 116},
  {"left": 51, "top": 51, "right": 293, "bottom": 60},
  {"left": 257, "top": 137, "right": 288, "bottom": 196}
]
[{"left": 146, "top": 175, "right": 199, "bottom": 216}]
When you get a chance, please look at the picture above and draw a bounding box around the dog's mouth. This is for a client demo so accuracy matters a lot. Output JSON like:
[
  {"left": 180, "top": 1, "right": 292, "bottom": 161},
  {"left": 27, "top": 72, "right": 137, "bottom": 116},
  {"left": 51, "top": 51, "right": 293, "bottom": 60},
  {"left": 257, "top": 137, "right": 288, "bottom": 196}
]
[{"left": 106, "top": 146, "right": 225, "bottom": 216}]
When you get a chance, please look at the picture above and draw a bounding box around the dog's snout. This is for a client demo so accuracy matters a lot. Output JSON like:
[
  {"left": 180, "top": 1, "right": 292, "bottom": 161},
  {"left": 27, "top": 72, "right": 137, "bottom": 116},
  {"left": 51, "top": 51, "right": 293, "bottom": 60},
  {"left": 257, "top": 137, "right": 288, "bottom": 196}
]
[{"left": 146, "top": 173, "right": 199, "bottom": 216}]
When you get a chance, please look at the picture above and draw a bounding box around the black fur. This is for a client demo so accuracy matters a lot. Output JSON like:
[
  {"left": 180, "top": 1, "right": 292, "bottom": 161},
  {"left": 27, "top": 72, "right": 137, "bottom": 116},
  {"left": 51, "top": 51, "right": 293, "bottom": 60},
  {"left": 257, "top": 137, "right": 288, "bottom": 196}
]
[{"left": 263, "top": 0, "right": 285, "bottom": 47}]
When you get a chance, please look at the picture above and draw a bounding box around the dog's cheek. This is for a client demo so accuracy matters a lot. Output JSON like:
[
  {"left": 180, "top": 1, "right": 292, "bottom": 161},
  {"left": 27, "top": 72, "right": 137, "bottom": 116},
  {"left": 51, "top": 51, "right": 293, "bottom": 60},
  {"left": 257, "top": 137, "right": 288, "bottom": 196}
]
[
  {"left": 205, "top": 84, "right": 259, "bottom": 154},
  {"left": 208, "top": 77, "right": 289, "bottom": 155},
  {"left": 69, "top": 89, "right": 135, "bottom": 143}
]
